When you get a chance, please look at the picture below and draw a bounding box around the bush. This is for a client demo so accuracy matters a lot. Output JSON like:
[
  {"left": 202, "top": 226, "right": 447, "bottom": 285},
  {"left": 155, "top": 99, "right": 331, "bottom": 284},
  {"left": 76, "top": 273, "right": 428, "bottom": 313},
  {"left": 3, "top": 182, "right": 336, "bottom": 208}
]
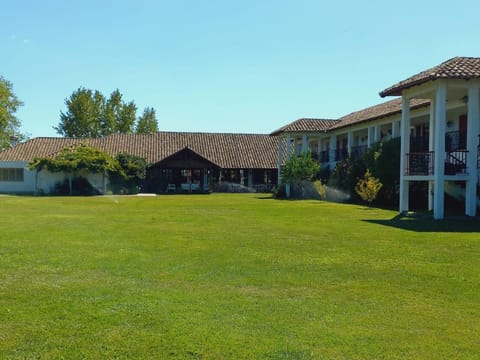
[
  {"left": 313, "top": 180, "right": 326, "bottom": 200},
  {"left": 355, "top": 169, "right": 382, "bottom": 206},
  {"left": 108, "top": 153, "right": 147, "bottom": 194},
  {"left": 52, "top": 177, "right": 100, "bottom": 196},
  {"left": 326, "top": 138, "right": 400, "bottom": 206}
]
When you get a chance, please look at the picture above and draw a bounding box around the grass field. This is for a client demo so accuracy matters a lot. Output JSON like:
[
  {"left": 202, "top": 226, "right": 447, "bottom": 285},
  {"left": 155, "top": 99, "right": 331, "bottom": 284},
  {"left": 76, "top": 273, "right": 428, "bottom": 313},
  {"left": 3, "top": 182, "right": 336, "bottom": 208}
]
[{"left": 0, "top": 194, "right": 479, "bottom": 359}]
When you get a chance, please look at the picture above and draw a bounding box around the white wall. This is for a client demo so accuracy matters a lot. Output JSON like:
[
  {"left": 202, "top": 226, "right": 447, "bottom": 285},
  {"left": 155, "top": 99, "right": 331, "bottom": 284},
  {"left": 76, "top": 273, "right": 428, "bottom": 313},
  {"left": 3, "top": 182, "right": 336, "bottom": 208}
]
[
  {"left": 37, "top": 169, "right": 106, "bottom": 194},
  {"left": 0, "top": 161, "right": 35, "bottom": 193},
  {"left": 0, "top": 161, "right": 107, "bottom": 194}
]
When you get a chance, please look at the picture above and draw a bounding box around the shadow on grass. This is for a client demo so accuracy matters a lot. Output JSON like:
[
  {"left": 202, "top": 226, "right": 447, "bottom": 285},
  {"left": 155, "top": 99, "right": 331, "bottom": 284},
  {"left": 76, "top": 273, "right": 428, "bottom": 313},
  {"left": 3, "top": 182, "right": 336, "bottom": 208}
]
[{"left": 363, "top": 213, "right": 480, "bottom": 233}]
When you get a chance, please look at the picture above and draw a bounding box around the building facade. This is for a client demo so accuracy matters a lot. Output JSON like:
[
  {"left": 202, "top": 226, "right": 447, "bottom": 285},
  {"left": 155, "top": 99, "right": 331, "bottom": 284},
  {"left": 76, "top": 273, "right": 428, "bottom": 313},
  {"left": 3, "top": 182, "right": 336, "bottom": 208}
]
[{"left": 1, "top": 57, "right": 479, "bottom": 218}]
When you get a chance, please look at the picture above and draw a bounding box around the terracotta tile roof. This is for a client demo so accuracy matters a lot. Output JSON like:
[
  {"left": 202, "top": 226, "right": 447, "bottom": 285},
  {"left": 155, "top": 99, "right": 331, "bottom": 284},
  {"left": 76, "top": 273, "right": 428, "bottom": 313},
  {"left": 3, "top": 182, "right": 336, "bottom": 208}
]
[
  {"left": 270, "top": 118, "right": 338, "bottom": 136},
  {"left": 380, "top": 57, "right": 480, "bottom": 97},
  {"left": 331, "top": 98, "right": 430, "bottom": 130},
  {"left": 0, "top": 132, "right": 280, "bottom": 169},
  {"left": 0, "top": 137, "right": 93, "bottom": 162}
]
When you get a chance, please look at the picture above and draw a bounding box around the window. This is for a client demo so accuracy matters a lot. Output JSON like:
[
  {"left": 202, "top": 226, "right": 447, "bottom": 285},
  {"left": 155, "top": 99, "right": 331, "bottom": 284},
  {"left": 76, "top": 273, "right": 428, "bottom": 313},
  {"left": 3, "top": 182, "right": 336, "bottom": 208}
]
[{"left": 0, "top": 168, "right": 24, "bottom": 182}]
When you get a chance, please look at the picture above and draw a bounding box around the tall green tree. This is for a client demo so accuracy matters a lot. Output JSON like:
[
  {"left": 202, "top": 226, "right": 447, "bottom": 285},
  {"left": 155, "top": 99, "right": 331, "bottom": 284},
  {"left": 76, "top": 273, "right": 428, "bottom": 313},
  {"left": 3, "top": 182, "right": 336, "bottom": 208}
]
[
  {"left": 0, "top": 76, "right": 25, "bottom": 150},
  {"left": 55, "top": 88, "right": 138, "bottom": 138},
  {"left": 54, "top": 87, "right": 105, "bottom": 138},
  {"left": 135, "top": 107, "right": 159, "bottom": 134},
  {"left": 101, "top": 89, "right": 137, "bottom": 135}
]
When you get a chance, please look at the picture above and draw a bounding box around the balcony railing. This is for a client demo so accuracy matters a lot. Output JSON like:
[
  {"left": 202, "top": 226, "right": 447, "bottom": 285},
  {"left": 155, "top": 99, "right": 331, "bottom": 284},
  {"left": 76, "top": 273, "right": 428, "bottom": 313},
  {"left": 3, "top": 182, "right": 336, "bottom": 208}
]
[
  {"left": 350, "top": 145, "right": 368, "bottom": 160},
  {"left": 406, "top": 152, "right": 434, "bottom": 175},
  {"left": 445, "top": 150, "right": 468, "bottom": 175},
  {"left": 406, "top": 150, "right": 470, "bottom": 176},
  {"left": 478, "top": 143, "right": 480, "bottom": 169}
]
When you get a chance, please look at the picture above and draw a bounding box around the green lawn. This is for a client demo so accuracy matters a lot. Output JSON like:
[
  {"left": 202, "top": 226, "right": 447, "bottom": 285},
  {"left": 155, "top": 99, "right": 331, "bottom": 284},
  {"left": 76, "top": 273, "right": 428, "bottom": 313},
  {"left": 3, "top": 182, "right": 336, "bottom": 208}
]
[{"left": 0, "top": 194, "right": 479, "bottom": 359}]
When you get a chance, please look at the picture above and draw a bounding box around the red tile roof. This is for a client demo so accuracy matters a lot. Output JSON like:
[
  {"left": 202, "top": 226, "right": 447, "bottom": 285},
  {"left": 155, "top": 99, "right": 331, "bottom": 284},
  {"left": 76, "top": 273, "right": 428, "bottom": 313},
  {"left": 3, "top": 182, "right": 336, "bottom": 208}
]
[
  {"left": 270, "top": 118, "right": 338, "bottom": 136},
  {"left": 380, "top": 57, "right": 480, "bottom": 97},
  {"left": 0, "top": 132, "right": 281, "bottom": 169},
  {"left": 332, "top": 98, "right": 430, "bottom": 130}
]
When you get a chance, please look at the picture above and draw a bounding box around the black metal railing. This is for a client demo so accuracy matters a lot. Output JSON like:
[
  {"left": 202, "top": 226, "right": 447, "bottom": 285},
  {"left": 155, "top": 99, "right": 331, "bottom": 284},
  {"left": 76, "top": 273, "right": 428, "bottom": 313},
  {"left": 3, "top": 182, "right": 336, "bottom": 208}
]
[
  {"left": 445, "top": 150, "right": 468, "bottom": 175},
  {"left": 350, "top": 145, "right": 368, "bottom": 160},
  {"left": 478, "top": 135, "right": 480, "bottom": 169},
  {"left": 478, "top": 142, "right": 480, "bottom": 169},
  {"left": 406, "top": 152, "right": 434, "bottom": 175}
]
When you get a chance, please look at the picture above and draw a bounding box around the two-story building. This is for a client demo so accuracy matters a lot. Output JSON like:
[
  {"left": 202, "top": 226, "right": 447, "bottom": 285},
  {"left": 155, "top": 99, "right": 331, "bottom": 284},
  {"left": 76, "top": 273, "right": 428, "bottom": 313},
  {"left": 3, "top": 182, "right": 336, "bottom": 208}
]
[{"left": 272, "top": 57, "right": 480, "bottom": 219}]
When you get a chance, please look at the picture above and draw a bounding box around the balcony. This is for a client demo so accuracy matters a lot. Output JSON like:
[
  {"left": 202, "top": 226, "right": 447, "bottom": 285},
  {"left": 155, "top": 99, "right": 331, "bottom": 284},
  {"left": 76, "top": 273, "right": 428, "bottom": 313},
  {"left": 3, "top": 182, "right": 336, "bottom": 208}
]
[
  {"left": 406, "top": 152, "right": 434, "bottom": 175},
  {"left": 406, "top": 150, "right": 469, "bottom": 176},
  {"left": 445, "top": 150, "right": 468, "bottom": 175}
]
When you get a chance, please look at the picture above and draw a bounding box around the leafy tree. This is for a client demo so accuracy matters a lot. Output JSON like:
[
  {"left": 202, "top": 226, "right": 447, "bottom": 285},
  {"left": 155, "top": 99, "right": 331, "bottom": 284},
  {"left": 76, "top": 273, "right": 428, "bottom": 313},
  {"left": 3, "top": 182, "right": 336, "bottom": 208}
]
[
  {"left": 355, "top": 169, "right": 383, "bottom": 206},
  {"left": 136, "top": 107, "right": 159, "bottom": 134},
  {"left": 0, "top": 76, "right": 25, "bottom": 150},
  {"left": 108, "top": 153, "right": 147, "bottom": 194},
  {"left": 102, "top": 89, "right": 137, "bottom": 135},
  {"left": 54, "top": 88, "right": 105, "bottom": 138},
  {"left": 280, "top": 151, "right": 320, "bottom": 198},
  {"left": 55, "top": 88, "right": 138, "bottom": 138},
  {"left": 30, "top": 144, "right": 119, "bottom": 195},
  {"left": 281, "top": 151, "right": 320, "bottom": 184}
]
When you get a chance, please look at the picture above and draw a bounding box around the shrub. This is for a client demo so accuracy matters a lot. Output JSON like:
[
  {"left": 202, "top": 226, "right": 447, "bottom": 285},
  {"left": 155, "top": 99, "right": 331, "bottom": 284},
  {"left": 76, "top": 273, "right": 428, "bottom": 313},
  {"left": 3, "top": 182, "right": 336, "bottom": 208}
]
[
  {"left": 52, "top": 176, "right": 100, "bottom": 196},
  {"left": 355, "top": 169, "right": 382, "bottom": 206},
  {"left": 279, "top": 151, "right": 320, "bottom": 198},
  {"left": 326, "top": 138, "right": 400, "bottom": 206},
  {"left": 108, "top": 153, "right": 147, "bottom": 194},
  {"left": 313, "top": 180, "right": 326, "bottom": 200}
]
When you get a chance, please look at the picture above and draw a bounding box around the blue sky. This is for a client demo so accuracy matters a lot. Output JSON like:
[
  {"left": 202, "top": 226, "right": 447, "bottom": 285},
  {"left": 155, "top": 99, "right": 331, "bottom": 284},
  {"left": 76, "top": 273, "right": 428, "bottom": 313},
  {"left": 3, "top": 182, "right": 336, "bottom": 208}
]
[{"left": 3, "top": 0, "right": 480, "bottom": 138}]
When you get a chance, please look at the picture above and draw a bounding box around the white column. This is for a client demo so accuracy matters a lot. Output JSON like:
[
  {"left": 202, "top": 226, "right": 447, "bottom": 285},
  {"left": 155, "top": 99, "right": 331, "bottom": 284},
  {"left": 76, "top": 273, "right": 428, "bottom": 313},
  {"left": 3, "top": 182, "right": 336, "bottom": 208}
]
[
  {"left": 374, "top": 125, "right": 381, "bottom": 142},
  {"left": 203, "top": 169, "right": 208, "bottom": 191},
  {"left": 248, "top": 170, "right": 253, "bottom": 189},
  {"left": 294, "top": 137, "right": 300, "bottom": 157},
  {"left": 399, "top": 96, "right": 411, "bottom": 214},
  {"left": 428, "top": 97, "right": 436, "bottom": 211},
  {"left": 392, "top": 121, "right": 399, "bottom": 138},
  {"left": 367, "top": 127, "right": 373, "bottom": 147},
  {"left": 433, "top": 83, "right": 447, "bottom": 220},
  {"left": 286, "top": 134, "right": 291, "bottom": 160},
  {"left": 285, "top": 134, "right": 291, "bottom": 197},
  {"left": 301, "top": 134, "right": 308, "bottom": 153},
  {"left": 277, "top": 137, "right": 283, "bottom": 185},
  {"left": 329, "top": 134, "right": 337, "bottom": 170},
  {"left": 466, "top": 85, "right": 479, "bottom": 216},
  {"left": 347, "top": 131, "right": 353, "bottom": 155}
]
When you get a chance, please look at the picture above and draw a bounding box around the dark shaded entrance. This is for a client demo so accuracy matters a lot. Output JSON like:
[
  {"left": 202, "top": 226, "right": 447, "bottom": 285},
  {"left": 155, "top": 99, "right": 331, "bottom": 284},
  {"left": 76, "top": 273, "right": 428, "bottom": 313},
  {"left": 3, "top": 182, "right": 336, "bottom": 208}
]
[{"left": 145, "top": 147, "right": 219, "bottom": 193}]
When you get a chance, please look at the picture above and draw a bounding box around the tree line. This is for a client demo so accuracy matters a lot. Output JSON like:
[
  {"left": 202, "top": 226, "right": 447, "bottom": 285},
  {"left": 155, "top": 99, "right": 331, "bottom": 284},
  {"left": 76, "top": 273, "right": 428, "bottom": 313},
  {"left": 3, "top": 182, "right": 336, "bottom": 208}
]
[{"left": 55, "top": 87, "right": 158, "bottom": 137}]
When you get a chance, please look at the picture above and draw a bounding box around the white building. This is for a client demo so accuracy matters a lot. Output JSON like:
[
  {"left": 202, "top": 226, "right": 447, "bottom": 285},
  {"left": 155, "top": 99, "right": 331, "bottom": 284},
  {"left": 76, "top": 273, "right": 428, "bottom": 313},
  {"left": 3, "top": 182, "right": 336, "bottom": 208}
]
[
  {"left": 1, "top": 57, "right": 479, "bottom": 218},
  {"left": 272, "top": 57, "right": 480, "bottom": 219}
]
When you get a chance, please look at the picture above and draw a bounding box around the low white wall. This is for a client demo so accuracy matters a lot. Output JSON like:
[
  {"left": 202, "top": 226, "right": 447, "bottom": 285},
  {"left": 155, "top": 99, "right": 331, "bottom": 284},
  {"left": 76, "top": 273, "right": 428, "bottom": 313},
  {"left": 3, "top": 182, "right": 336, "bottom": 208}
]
[
  {"left": 0, "top": 161, "right": 35, "bottom": 194},
  {"left": 37, "top": 169, "right": 106, "bottom": 194},
  {"left": 0, "top": 161, "right": 107, "bottom": 194}
]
